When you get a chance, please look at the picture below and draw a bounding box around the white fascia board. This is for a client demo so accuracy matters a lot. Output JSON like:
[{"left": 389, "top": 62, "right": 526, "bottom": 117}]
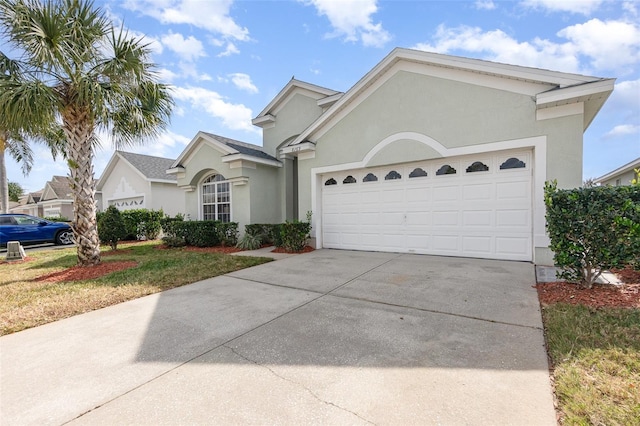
[
  {"left": 251, "top": 114, "right": 276, "bottom": 128},
  {"left": 595, "top": 157, "right": 640, "bottom": 183},
  {"left": 280, "top": 142, "right": 316, "bottom": 155},
  {"left": 221, "top": 153, "right": 283, "bottom": 168},
  {"left": 254, "top": 79, "right": 339, "bottom": 120},
  {"left": 317, "top": 93, "right": 344, "bottom": 108},
  {"left": 536, "top": 79, "right": 615, "bottom": 107},
  {"left": 148, "top": 179, "right": 179, "bottom": 184},
  {"left": 166, "top": 166, "right": 185, "bottom": 175}
]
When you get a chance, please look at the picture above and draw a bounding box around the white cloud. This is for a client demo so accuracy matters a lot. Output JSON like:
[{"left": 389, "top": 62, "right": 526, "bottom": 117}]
[
  {"left": 558, "top": 19, "right": 640, "bottom": 73},
  {"left": 161, "top": 32, "right": 206, "bottom": 61},
  {"left": 605, "top": 124, "right": 640, "bottom": 138},
  {"left": 413, "top": 25, "right": 580, "bottom": 72},
  {"left": 123, "top": 0, "right": 249, "bottom": 41},
  {"left": 228, "top": 73, "right": 258, "bottom": 94},
  {"left": 475, "top": 0, "right": 496, "bottom": 10},
  {"left": 521, "top": 0, "right": 604, "bottom": 15},
  {"left": 304, "top": 0, "right": 391, "bottom": 47},
  {"left": 157, "top": 68, "right": 179, "bottom": 82},
  {"left": 413, "top": 18, "right": 640, "bottom": 75},
  {"left": 218, "top": 42, "right": 240, "bottom": 57},
  {"left": 173, "top": 86, "right": 259, "bottom": 134}
]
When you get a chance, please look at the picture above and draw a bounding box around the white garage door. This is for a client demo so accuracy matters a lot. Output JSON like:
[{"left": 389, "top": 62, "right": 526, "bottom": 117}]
[{"left": 321, "top": 150, "right": 532, "bottom": 261}]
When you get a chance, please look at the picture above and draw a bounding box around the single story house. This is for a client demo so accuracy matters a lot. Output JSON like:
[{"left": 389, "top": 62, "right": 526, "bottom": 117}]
[
  {"left": 96, "top": 151, "right": 185, "bottom": 217},
  {"left": 170, "top": 47, "right": 614, "bottom": 265},
  {"left": 39, "top": 175, "right": 74, "bottom": 218},
  {"left": 10, "top": 191, "right": 43, "bottom": 216},
  {"left": 595, "top": 157, "right": 640, "bottom": 186}
]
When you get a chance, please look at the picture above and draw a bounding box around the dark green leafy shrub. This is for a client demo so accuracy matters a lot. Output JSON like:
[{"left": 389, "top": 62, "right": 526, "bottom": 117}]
[
  {"left": 216, "top": 222, "right": 239, "bottom": 247},
  {"left": 161, "top": 235, "right": 186, "bottom": 248},
  {"left": 98, "top": 206, "right": 127, "bottom": 250},
  {"left": 544, "top": 181, "right": 640, "bottom": 288},
  {"left": 271, "top": 223, "right": 283, "bottom": 247},
  {"left": 120, "top": 209, "right": 164, "bottom": 240},
  {"left": 278, "top": 212, "right": 312, "bottom": 253},
  {"left": 245, "top": 224, "right": 275, "bottom": 245}
]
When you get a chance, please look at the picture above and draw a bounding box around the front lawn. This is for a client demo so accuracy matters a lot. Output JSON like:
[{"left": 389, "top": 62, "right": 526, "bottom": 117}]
[
  {"left": 0, "top": 241, "right": 272, "bottom": 335},
  {"left": 539, "top": 281, "right": 640, "bottom": 424}
]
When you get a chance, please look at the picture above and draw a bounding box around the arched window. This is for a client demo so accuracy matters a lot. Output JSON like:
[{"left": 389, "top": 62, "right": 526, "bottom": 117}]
[
  {"left": 385, "top": 170, "right": 402, "bottom": 180},
  {"left": 324, "top": 178, "right": 337, "bottom": 186},
  {"left": 202, "top": 174, "right": 231, "bottom": 222},
  {"left": 409, "top": 168, "right": 428, "bottom": 178},
  {"left": 436, "top": 165, "right": 457, "bottom": 175},
  {"left": 363, "top": 173, "right": 378, "bottom": 182},
  {"left": 466, "top": 161, "right": 489, "bottom": 173},
  {"left": 500, "top": 157, "right": 526, "bottom": 169},
  {"left": 343, "top": 175, "right": 356, "bottom": 184}
]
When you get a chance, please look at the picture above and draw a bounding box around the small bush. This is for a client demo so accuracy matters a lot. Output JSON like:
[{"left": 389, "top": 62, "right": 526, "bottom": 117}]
[
  {"left": 278, "top": 212, "right": 312, "bottom": 253},
  {"left": 544, "top": 181, "right": 640, "bottom": 287},
  {"left": 236, "top": 233, "right": 262, "bottom": 250},
  {"left": 245, "top": 224, "right": 276, "bottom": 245},
  {"left": 120, "top": 209, "right": 164, "bottom": 240},
  {"left": 161, "top": 235, "right": 186, "bottom": 248},
  {"left": 98, "top": 206, "right": 127, "bottom": 250},
  {"left": 216, "top": 222, "right": 239, "bottom": 247}
]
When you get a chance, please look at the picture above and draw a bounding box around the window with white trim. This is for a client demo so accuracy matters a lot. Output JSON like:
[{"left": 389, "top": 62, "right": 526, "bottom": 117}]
[{"left": 202, "top": 174, "right": 231, "bottom": 222}]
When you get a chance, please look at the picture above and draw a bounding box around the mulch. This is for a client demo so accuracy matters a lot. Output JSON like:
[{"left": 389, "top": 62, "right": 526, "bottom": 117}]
[
  {"left": 34, "top": 261, "right": 139, "bottom": 283},
  {"left": 536, "top": 266, "right": 640, "bottom": 309}
]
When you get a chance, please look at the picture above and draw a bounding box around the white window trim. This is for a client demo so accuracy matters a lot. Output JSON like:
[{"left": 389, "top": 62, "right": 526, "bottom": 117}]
[{"left": 199, "top": 174, "right": 233, "bottom": 222}]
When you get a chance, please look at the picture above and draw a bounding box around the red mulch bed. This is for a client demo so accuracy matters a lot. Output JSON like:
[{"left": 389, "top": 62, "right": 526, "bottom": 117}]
[
  {"left": 536, "top": 267, "right": 640, "bottom": 309},
  {"left": 35, "top": 261, "right": 138, "bottom": 283},
  {"left": 272, "top": 245, "right": 315, "bottom": 254}
]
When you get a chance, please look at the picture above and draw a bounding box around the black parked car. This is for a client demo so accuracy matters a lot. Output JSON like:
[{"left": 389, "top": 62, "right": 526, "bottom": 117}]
[{"left": 0, "top": 214, "right": 74, "bottom": 247}]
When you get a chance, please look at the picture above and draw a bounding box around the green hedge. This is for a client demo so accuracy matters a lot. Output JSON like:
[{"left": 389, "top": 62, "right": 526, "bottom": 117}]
[
  {"left": 160, "top": 219, "right": 239, "bottom": 247},
  {"left": 544, "top": 181, "right": 640, "bottom": 288},
  {"left": 120, "top": 209, "right": 164, "bottom": 240}
]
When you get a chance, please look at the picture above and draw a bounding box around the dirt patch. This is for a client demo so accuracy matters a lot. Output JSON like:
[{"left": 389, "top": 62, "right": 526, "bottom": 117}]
[
  {"left": 272, "top": 245, "right": 315, "bottom": 254},
  {"left": 35, "top": 261, "right": 138, "bottom": 283},
  {"left": 0, "top": 257, "right": 34, "bottom": 265},
  {"left": 536, "top": 267, "right": 639, "bottom": 309}
]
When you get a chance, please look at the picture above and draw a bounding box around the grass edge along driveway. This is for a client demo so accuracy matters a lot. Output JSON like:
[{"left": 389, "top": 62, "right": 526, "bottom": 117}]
[{"left": 0, "top": 241, "right": 272, "bottom": 335}]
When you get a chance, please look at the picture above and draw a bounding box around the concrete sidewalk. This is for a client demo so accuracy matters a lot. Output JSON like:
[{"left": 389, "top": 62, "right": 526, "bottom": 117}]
[{"left": 0, "top": 250, "right": 556, "bottom": 425}]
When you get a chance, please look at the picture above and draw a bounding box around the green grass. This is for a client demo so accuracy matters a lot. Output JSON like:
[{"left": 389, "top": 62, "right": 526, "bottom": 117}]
[
  {"left": 543, "top": 304, "right": 640, "bottom": 425},
  {"left": 0, "top": 241, "right": 272, "bottom": 335}
]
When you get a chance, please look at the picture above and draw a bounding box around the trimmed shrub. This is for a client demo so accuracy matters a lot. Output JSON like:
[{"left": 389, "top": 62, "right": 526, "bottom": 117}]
[
  {"left": 98, "top": 206, "right": 127, "bottom": 250},
  {"left": 120, "top": 209, "right": 164, "bottom": 241},
  {"left": 278, "top": 212, "right": 313, "bottom": 253},
  {"left": 245, "top": 223, "right": 276, "bottom": 245},
  {"left": 544, "top": 181, "right": 640, "bottom": 288},
  {"left": 216, "top": 222, "right": 239, "bottom": 247}
]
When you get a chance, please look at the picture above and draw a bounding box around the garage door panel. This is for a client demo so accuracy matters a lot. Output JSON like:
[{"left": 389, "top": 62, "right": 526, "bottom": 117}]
[{"left": 322, "top": 150, "right": 532, "bottom": 260}]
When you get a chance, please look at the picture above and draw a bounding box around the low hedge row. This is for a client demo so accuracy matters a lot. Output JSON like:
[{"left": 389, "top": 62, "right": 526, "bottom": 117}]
[
  {"left": 96, "top": 208, "right": 164, "bottom": 241},
  {"left": 243, "top": 219, "right": 311, "bottom": 253},
  {"left": 160, "top": 218, "right": 239, "bottom": 247}
]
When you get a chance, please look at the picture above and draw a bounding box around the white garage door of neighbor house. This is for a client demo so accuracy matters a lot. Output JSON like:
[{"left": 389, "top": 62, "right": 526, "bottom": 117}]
[{"left": 321, "top": 150, "right": 533, "bottom": 261}]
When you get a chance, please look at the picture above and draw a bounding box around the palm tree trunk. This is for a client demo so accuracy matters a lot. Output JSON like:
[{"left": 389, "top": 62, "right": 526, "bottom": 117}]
[
  {"left": 63, "top": 106, "right": 100, "bottom": 266},
  {"left": 0, "top": 132, "right": 8, "bottom": 214}
]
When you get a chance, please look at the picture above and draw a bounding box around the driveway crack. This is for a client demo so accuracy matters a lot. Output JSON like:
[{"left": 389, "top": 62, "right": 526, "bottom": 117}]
[{"left": 223, "top": 344, "right": 377, "bottom": 426}]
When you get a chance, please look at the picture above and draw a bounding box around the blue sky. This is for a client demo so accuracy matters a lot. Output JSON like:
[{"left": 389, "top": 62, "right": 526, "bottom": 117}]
[{"left": 5, "top": 0, "right": 640, "bottom": 193}]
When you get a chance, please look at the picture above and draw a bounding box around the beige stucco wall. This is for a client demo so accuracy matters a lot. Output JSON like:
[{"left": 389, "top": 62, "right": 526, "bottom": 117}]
[
  {"left": 294, "top": 69, "right": 586, "bottom": 264},
  {"left": 148, "top": 182, "right": 185, "bottom": 217},
  {"left": 177, "top": 142, "right": 280, "bottom": 231},
  {"left": 262, "top": 93, "right": 325, "bottom": 155}
]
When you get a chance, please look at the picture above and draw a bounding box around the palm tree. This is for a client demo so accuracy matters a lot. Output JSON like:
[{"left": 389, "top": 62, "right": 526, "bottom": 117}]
[{"left": 0, "top": 0, "right": 173, "bottom": 266}]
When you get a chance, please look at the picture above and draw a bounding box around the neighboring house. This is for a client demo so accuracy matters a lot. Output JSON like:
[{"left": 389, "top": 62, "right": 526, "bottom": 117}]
[
  {"left": 170, "top": 47, "right": 614, "bottom": 265},
  {"left": 594, "top": 157, "right": 640, "bottom": 186},
  {"left": 39, "top": 176, "right": 74, "bottom": 218},
  {"left": 97, "top": 151, "right": 185, "bottom": 217},
  {"left": 10, "top": 191, "right": 43, "bottom": 216}
]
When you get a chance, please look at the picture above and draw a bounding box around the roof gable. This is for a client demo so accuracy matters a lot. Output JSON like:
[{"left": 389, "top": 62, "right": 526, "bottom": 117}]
[
  {"left": 595, "top": 157, "right": 640, "bottom": 183},
  {"left": 97, "top": 151, "right": 177, "bottom": 190},
  {"left": 286, "top": 47, "right": 614, "bottom": 147},
  {"left": 170, "top": 131, "right": 279, "bottom": 170},
  {"left": 252, "top": 79, "right": 341, "bottom": 128},
  {"left": 41, "top": 176, "right": 72, "bottom": 201}
]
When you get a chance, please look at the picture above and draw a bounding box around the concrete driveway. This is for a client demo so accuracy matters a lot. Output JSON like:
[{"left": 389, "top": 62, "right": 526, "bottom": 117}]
[{"left": 0, "top": 250, "right": 556, "bottom": 425}]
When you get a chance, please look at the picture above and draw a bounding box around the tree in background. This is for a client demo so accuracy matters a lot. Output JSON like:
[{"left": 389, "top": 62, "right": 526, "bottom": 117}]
[
  {"left": 0, "top": 0, "right": 173, "bottom": 265},
  {"left": 8, "top": 181, "right": 23, "bottom": 202}
]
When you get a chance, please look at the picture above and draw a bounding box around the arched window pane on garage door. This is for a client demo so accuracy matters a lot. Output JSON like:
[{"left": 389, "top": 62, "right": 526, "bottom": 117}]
[{"left": 202, "top": 174, "right": 231, "bottom": 222}]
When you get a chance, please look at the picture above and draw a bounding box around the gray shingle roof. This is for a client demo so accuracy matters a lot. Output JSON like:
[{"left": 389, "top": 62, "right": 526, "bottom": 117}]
[
  {"left": 46, "top": 177, "right": 72, "bottom": 199},
  {"left": 118, "top": 151, "right": 177, "bottom": 181},
  {"left": 202, "top": 132, "right": 277, "bottom": 161}
]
